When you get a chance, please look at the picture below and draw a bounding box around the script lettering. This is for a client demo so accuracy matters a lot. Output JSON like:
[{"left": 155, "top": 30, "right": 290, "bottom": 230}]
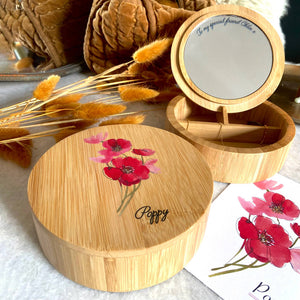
[{"left": 135, "top": 206, "right": 169, "bottom": 224}]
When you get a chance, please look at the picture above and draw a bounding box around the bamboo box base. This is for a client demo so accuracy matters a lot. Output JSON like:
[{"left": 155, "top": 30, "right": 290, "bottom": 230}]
[
  {"left": 166, "top": 95, "right": 295, "bottom": 183},
  {"left": 27, "top": 125, "right": 213, "bottom": 292}
]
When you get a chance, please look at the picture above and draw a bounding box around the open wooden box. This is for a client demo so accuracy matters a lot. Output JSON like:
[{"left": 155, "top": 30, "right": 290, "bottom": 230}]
[
  {"left": 27, "top": 125, "right": 213, "bottom": 291},
  {"left": 166, "top": 5, "right": 295, "bottom": 183}
]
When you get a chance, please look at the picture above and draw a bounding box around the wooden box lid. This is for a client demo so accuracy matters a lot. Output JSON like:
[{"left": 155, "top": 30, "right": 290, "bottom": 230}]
[
  {"left": 171, "top": 5, "right": 285, "bottom": 113},
  {"left": 27, "top": 125, "right": 213, "bottom": 291}
]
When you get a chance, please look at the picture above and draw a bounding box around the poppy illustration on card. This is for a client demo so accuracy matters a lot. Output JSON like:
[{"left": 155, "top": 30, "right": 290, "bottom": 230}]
[{"left": 210, "top": 179, "right": 300, "bottom": 277}]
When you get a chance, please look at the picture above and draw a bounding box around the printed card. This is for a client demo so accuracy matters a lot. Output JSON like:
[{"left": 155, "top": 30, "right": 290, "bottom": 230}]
[{"left": 185, "top": 174, "right": 300, "bottom": 300}]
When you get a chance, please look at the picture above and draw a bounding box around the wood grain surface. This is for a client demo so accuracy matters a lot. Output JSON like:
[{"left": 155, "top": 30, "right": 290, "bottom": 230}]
[
  {"left": 166, "top": 96, "right": 295, "bottom": 183},
  {"left": 27, "top": 125, "right": 213, "bottom": 291}
]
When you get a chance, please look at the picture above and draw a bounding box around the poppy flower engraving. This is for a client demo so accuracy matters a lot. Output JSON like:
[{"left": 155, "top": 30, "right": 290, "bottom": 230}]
[
  {"left": 210, "top": 179, "right": 300, "bottom": 277},
  {"left": 84, "top": 132, "right": 159, "bottom": 215}
]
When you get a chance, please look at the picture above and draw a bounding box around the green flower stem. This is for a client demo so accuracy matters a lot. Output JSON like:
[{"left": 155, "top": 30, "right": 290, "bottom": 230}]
[
  {"left": 226, "top": 242, "right": 245, "bottom": 264},
  {"left": 118, "top": 182, "right": 141, "bottom": 215},
  {"left": 291, "top": 237, "right": 299, "bottom": 248},
  {"left": 211, "top": 253, "right": 249, "bottom": 271},
  {"left": 231, "top": 262, "right": 269, "bottom": 268},
  {"left": 118, "top": 191, "right": 135, "bottom": 216},
  {"left": 117, "top": 185, "right": 128, "bottom": 213},
  {"left": 209, "top": 260, "right": 267, "bottom": 277}
]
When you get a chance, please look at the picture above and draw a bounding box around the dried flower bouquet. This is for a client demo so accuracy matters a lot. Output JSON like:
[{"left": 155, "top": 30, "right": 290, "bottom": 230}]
[{"left": 0, "top": 38, "right": 179, "bottom": 167}]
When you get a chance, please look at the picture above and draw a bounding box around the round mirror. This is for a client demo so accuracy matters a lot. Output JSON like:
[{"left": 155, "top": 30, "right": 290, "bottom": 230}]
[{"left": 183, "top": 15, "right": 273, "bottom": 100}]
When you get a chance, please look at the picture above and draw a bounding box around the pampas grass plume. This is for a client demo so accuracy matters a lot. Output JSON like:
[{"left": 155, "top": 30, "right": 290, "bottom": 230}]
[
  {"left": 33, "top": 75, "right": 60, "bottom": 100},
  {"left": 0, "top": 127, "right": 32, "bottom": 167},
  {"left": 45, "top": 94, "right": 84, "bottom": 107},
  {"left": 119, "top": 86, "right": 159, "bottom": 102},
  {"left": 0, "top": 127, "right": 30, "bottom": 140},
  {"left": 99, "top": 115, "right": 145, "bottom": 126},
  {"left": 74, "top": 103, "right": 126, "bottom": 120},
  {"left": 144, "top": 88, "right": 181, "bottom": 103},
  {"left": 58, "top": 119, "right": 97, "bottom": 129},
  {"left": 133, "top": 38, "right": 173, "bottom": 63},
  {"left": 45, "top": 103, "right": 81, "bottom": 118},
  {"left": 128, "top": 62, "right": 144, "bottom": 75}
]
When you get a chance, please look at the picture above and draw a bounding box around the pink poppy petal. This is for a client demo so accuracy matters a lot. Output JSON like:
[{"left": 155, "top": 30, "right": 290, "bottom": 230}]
[
  {"left": 123, "top": 157, "right": 142, "bottom": 168},
  {"left": 271, "top": 193, "right": 285, "bottom": 205},
  {"left": 238, "top": 196, "right": 266, "bottom": 215},
  {"left": 267, "top": 224, "right": 292, "bottom": 248},
  {"left": 117, "top": 138, "right": 132, "bottom": 149},
  {"left": 84, "top": 136, "right": 101, "bottom": 144},
  {"left": 135, "top": 165, "right": 150, "bottom": 180},
  {"left": 238, "top": 217, "right": 258, "bottom": 239},
  {"left": 254, "top": 216, "right": 273, "bottom": 231},
  {"left": 111, "top": 157, "right": 124, "bottom": 168},
  {"left": 84, "top": 132, "right": 108, "bottom": 144},
  {"left": 101, "top": 132, "right": 108, "bottom": 140},
  {"left": 95, "top": 132, "right": 108, "bottom": 142},
  {"left": 290, "top": 249, "right": 300, "bottom": 274},
  {"left": 132, "top": 148, "right": 155, "bottom": 156},
  {"left": 249, "top": 239, "right": 268, "bottom": 260},
  {"left": 98, "top": 149, "right": 113, "bottom": 156},
  {"left": 145, "top": 159, "right": 160, "bottom": 174},
  {"left": 104, "top": 167, "right": 122, "bottom": 180},
  {"left": 252, "top": 197, "right": 269, "bottom": 213},
  {"left": 291, "top": 223, "right": 300, "bottom": 237},
  {"left": 282, "top": 200, "right": 300, "bottom": 219},
  {"left": 103, "top": 139, "right": 132, "bottom": 155},
  {"left": 120, "top": 173, "right": 140, "bottom": 186},
  {"left": 245, "top": 240, "right": 269, "bottom": 262},
  {"left": 263, "top": 191, "right": 275, "bottom": 205},
  {"left": 90, "top": 156, "right": 112, "bottom": 163},
  {"left": 238, "top": 197, "right": 256, "bottom": 214},
  {"left": 254, "top": 179, "right": 283, "bottom": 191},
  {"left": 269, "top": 245, "right": 291, "bottom": 267}
]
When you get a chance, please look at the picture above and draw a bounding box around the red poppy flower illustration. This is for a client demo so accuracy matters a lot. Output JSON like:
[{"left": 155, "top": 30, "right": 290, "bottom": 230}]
[
  {"left": 291, "top": 223, "right": 300, "bottom": 237},
  {"left": 132, "top": 148, "right": 155, "bottom": 156},
  {"left": 239, "top": 192, "right": 300, "bottom": 220},
  {"left": 254, "top": 179, "right": 283, "bottom": 191},
  {"left": 85, "top": 132, "right": 158, "bottom": 215},
  {"left": 211, "top": 179, "right": 300, "bottom": 278},
  {"left": 101, "top": 138, "right": 132, "bottom": 157},
  {"left": 238, "top": 216, "right": 292, "bottom": 267},
  {"left": 290, "top": 249, "right": 300, "bottom": 274},
  {"left": 104, "top": 157, "right": 150, "bottom": 186}
]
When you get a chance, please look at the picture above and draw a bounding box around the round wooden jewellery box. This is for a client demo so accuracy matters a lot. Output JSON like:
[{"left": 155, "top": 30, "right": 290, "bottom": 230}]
[
  {"left": 27, "top": 125, "right": 213, "bottom": 291},
  {"left": 166, "top": 5, "right": 295, "bottom": 183}
]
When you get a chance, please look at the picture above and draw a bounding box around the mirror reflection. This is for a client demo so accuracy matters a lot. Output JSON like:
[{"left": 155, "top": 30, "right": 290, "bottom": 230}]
[{"left": 183, "top": 15, "right": 273, "bottom": 100}]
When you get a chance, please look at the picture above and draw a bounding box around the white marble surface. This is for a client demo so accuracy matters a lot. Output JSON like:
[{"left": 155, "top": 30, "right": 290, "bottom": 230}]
[{"left": 0, "top": 72, "right": 299, "bottom": 300}]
